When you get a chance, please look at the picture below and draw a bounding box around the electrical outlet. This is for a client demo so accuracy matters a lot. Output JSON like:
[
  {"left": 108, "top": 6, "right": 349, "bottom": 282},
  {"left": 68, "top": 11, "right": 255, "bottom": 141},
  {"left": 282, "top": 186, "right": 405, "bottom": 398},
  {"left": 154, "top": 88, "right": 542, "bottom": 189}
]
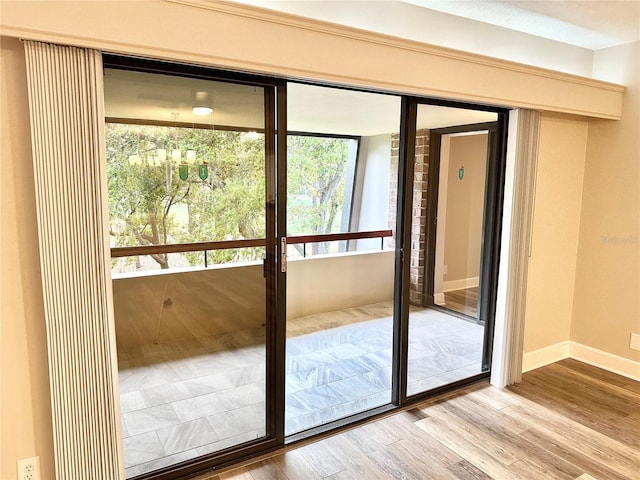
[
  {"left": 630, "top": 333, "right": 640, "bottom": 352},
  {"left": 17, "top": 456, "right": 40, "bottom": 480}
]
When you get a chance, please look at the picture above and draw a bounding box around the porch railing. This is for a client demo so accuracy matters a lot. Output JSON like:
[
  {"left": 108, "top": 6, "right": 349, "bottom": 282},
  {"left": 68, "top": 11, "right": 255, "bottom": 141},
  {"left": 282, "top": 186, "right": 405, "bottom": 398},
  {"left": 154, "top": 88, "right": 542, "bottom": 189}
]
[{"left": 111, "top": 229, "right": 393, "bottom": 266}]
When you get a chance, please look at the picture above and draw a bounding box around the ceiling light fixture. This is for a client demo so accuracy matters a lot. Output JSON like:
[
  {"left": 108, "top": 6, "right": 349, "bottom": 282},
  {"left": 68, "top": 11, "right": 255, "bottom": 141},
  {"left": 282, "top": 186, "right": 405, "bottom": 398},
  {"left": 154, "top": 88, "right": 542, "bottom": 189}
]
[{"left": 192, "top": 106, "right": 213, "bottom": 116}]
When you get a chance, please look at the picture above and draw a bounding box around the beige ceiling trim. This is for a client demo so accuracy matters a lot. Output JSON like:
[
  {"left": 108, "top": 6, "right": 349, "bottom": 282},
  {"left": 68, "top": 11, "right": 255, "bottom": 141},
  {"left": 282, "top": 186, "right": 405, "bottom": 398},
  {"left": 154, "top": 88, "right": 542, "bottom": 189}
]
[{"left": 0, "top": 0, "right": 624, "bottom": 119}]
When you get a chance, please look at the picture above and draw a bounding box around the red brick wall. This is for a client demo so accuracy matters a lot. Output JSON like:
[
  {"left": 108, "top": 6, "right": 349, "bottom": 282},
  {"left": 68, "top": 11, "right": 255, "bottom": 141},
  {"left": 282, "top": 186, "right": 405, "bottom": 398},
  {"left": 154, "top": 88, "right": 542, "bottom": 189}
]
[{"left": 389, "top": 129, "right": 430, "bottom": 305}]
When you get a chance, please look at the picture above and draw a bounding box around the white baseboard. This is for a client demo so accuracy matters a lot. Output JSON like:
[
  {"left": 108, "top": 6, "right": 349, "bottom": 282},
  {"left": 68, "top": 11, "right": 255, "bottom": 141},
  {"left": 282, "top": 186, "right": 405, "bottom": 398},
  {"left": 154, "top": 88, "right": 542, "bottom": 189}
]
[
  {"left": 522, "top": 341, "right": 640, "bottom": 381},
  {"left": 434, "top": 293, "right": 445, "bottom": 305},
  {"left": 570, "top": 342, "right": 640, "bottom": 382},
  {"left": 443, "top": 277, "right": 479, "bottom": 292},
  {"left": 522, "top": 341, "right": 570, "bottom": 373}
]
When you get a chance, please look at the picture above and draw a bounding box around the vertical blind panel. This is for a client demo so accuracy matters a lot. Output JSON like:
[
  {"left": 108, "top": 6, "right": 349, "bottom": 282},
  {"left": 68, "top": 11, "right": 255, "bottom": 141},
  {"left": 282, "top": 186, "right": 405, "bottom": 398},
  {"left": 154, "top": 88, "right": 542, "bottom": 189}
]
[
  {"left": 507, "top": 109, "right": 541, "bottom": 385},
  {"left": 23, "top": 41, "right": 122, "bottom": 480}
]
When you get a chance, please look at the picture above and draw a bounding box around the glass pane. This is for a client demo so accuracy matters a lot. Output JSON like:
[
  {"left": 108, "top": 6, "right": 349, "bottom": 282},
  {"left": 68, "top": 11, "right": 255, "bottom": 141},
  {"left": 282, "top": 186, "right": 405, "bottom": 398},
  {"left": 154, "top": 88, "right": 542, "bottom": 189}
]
[
  {"left": 287, "top": 134, "right": 360, "bottom": 257},
  {"left": 285, "top": 83, "right": 401, "bottom": 435},
  {"left": 407, "top": 105, "right": 496, "bottom": 397},
  {"left": 105, "top": 68, "right": 268, "bottom": 477}
]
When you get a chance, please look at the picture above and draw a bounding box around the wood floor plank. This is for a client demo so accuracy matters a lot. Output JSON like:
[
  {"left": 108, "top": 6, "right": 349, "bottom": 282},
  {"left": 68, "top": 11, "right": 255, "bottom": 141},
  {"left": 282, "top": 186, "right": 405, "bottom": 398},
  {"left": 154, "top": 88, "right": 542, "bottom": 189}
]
[
  {"left": 386, "top": 437, "right": 460, "bottom": 480},
  {"left": 439, "top": 396, "right": 584, "bottom": 479},
  {"left": 269, "top": 450, "right": 323, "bottom": 480},
  {"left": 574, "top": 474, "right": 599, "bottom": 480},
  {"left": 518, "top": 426, "right": 630, "bottom": 480},
  {"left": 340, "top": 428, "right": 426, "bottom": 479},
  {"left": 526, "top": 361, "right": 640, "bottom": 412},
  {"left": 501, "top": 404, "right": 639, "bottom": 479},
  {"left": 511, "top": 369, "right": 640, "bottom": 447},
  {"left": 447, "top": 459, "right": 493, "bottom": 480},
  {"left": 463, "top": 383, "right": 519, "bottom": 410},
  {"left": 558, "top": 358, "right": 640, "bottom": 394},
  {"left": 296, "top": 439, "right": 346, "bottom": 478},
  {"left": 415, "top": 415, "right": 523, "bottom": 480},
  {"left": 443, "top": 287, "right": 478, "bottom": 317},
  {"left": 443, "top": 391, "right": 530, "bottom": 434},
  {"left": 373, "top": 408, "right": 464, "bottom": 464},
  {"left": 216, "top": 466, "right": 254, "bottom": 480},
  {"left": 423, "top": 403, "right": 522, "bottom": 465},
  {"left": 328, "top": 433, "right": 399, "bottom": 479},
  {"left": 244, "top": 458, "right": 289, "bottom": 480}
]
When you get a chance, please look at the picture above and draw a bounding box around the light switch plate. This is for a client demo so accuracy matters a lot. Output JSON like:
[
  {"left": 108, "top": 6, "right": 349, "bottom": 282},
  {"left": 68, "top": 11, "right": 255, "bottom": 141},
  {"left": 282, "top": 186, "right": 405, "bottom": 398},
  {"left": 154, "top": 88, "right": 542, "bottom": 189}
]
[{"left": 630, "top": 333, "right": 640, "bottom": 351}]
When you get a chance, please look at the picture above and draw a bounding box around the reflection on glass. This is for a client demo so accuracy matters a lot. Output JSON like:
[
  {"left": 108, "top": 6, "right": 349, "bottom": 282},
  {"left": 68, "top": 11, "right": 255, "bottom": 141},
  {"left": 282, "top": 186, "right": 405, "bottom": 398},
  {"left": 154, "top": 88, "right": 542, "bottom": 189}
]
[
  {"left": 107, "top": 125, "right": 266, "bottom": 274},
  {"left": 105, "top": 68, "right": 268, "bottom": 477},
  {"left": 284, "top": 84, "right": 400, "bottom": 435},
  {"left": 406, "top": 105, "right": 495, "bottom": 397},
  {"left": 433, "top": 132, "right": 488, "bottom": 318}
]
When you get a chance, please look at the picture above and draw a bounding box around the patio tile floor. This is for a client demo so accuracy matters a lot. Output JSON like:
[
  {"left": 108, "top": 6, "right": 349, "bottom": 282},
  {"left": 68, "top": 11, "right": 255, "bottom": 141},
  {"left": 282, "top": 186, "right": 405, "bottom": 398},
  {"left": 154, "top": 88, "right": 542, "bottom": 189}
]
[{"left": 118, "top": 305, "right": 484, "bottom": 477}]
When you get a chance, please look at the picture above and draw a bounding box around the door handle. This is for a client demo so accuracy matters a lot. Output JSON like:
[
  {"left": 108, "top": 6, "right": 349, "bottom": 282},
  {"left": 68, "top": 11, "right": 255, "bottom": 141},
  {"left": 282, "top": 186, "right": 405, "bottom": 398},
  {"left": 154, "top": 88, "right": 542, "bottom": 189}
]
[{"left": 280, "top": 237, "right": 287, "bottom": 273}]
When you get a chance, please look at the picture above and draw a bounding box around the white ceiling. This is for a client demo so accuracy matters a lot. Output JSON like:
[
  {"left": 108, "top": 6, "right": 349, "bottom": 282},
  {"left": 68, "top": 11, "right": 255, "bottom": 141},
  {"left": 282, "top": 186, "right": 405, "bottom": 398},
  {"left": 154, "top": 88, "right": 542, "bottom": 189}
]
[
  {"left": 236, "top": 0, "right": 639, "bottom": 51},
  {"left": 402, "top": 0, "right": 640, "bottom": 50}
]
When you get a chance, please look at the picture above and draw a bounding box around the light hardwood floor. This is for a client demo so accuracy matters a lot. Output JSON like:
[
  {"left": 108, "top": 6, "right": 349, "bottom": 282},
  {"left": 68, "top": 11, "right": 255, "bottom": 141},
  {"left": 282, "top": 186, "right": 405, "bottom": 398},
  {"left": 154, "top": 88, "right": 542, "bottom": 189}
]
[{"left": 194, "top": 359, "right": 640, "bottom": 480}]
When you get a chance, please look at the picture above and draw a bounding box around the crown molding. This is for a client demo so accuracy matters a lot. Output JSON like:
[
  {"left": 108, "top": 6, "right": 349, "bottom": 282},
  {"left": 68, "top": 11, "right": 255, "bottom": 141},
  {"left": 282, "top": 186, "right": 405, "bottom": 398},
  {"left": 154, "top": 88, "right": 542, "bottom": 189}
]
[
  {"left": 0, "top": 0, "right": 625, "bottom": 119},
  {"left": 167, "top": 0, "right": 624, "bottom": 93}
]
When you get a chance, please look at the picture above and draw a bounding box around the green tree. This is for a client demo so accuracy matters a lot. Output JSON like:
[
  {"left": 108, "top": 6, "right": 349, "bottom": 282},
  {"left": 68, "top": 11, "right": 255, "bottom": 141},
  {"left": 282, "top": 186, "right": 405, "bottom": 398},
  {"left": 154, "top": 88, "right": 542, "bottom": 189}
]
[
  {"left": 287, "top": 135, "right": 351, "bottom": 254},
  {"left": 107, "top": 124, "right": 353, "bottom": 271},
  {"left": 106, "top": 124, "right": 265, "bottom": 269}
]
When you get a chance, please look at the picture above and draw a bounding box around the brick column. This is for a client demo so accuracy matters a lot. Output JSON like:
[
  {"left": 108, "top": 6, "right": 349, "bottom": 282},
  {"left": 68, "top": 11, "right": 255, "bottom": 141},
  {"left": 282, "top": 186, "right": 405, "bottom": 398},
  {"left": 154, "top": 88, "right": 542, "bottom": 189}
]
[{"left": 389, "top": 129, "right": 430, "bottom": 306}]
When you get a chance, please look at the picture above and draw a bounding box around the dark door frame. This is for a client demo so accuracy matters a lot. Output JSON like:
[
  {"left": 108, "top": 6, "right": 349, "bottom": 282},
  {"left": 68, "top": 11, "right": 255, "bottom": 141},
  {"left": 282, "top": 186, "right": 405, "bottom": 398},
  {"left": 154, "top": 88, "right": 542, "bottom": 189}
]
[
  {"left": 420, "top": 119, "right": 508, "bottom": 374},
  {"left": 103, "top": 54, "right": 286, "bottom": 480}
]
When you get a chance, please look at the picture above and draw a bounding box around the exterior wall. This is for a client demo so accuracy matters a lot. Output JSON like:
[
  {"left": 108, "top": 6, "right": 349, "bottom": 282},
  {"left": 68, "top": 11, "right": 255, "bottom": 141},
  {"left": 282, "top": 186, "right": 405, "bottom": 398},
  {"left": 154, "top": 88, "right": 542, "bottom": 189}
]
[
  {"left": 523, "top": 114, "right": 588, "bottom": 354},
  {"left": 0, "top": 36, "right": 55, "bottom": 479},
  {"left": 287, "top": 251, "right": 395, "bottom": 319},
  {"left": 571, "top": 42, "right": 640, "bottom": 362},
  {"left": 354, "top": 134, "right": 393, "bottom": 251},
  {"left": 113, "top": 265, "right": 267, "bottom": 353},
  {"left": 410, "top": 130, "right": 430, "bottom": 305},
  {"left": 112, "top": 251, "right": 395, "bottom": 352}
]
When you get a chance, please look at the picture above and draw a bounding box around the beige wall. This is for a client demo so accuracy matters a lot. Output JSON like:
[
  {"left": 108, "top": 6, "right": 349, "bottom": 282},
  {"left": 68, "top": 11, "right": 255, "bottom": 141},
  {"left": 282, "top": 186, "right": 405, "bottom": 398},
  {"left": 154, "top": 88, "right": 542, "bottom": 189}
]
[
  {"left": 523, "top": 114, "right": 588, "bottom": 353},
  {"left": 0, "top": 36, "right": 55, "bottom": 479},
  {"left": 571, "top": 41, "right": 640, "bottom": 361},
  {"left": 443, "top": 133, "right": 488, "bottom": 286}
]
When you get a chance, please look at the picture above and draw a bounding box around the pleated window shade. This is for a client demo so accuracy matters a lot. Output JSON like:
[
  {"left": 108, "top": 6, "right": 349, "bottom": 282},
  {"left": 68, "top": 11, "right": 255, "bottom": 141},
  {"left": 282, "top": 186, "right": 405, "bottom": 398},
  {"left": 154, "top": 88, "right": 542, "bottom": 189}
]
[
  {"left": 23, "top": 40, "right": 123, "bottom": 479},
  {"left": 492, "top": 109, "right": 540, "bottom": 387}
]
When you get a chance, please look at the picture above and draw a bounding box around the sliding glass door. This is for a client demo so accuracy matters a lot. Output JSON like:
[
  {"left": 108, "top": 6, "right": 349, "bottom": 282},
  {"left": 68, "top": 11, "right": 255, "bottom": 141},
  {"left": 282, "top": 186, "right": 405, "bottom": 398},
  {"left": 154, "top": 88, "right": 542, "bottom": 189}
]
[
  {"left": 103, "top": 55, "right": 508, "bottom": 479},
  {"left": 284, "top": 83, "right": 401, "bottom": 436},
  {"left": 405, "top": 103, "right": 504, "bottom": 397},
  {"left": 104, "top": 62, "right": 278, "bottom": 478}
]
